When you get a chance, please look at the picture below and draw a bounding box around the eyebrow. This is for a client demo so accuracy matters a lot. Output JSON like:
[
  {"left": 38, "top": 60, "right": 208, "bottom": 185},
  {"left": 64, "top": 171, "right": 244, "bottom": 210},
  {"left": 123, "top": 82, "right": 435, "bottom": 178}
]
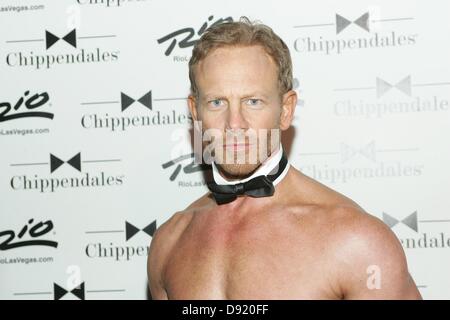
[{"left": 202, "top": 93, "right": 269, "bottom": 100}]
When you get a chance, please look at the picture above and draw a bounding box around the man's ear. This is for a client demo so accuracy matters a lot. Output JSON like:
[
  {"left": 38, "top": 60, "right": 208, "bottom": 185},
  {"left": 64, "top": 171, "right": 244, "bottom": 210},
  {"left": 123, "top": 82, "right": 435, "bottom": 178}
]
[
  {"left": 279, "top": 90, "right": 297, "bottom": 131},
  {"left": 188, "top": 94, "right": 199, "bottom": 121}
]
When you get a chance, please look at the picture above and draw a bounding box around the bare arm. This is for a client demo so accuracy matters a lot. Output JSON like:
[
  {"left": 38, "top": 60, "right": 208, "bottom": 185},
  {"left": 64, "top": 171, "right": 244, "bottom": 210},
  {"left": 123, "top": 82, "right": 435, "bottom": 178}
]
[
  {"left": 147, "top": 225, "right": 169, "bottom": 300},
  {"left": 332, "top": 209, "right": 422, "bottom": 299},
  {"left": 147, "top": 212, "right": 186, "bottom": 300}
]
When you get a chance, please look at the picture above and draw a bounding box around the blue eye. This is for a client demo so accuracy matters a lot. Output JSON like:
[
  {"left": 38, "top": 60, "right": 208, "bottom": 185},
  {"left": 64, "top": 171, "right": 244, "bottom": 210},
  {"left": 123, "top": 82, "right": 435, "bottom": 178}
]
[
  {"left": 209, "top": 99, "right": 224, "bottom": 107},
  {"left": 247, "top": 99, "right": 261, "bottom": 106}
]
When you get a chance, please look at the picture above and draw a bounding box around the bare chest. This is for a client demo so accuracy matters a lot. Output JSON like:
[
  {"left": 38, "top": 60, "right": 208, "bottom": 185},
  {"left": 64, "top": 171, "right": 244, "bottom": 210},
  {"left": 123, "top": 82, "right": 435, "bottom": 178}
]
[{"left": 164, "top": 213, "right": 338, "bottom": 299}]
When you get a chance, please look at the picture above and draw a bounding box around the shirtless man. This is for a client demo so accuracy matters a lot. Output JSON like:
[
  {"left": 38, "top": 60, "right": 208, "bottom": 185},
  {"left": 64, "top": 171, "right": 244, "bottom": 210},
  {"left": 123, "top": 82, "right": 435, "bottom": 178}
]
[{"left": 148, "top": 17, "right": 422, "bottom": 300}]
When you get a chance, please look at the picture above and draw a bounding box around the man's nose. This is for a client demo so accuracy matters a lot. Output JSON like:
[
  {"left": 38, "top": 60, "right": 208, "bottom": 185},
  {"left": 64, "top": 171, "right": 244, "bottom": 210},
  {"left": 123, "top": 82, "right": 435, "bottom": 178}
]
[{"left": 226, "top": 103, "right": 248, "bottom": 130}]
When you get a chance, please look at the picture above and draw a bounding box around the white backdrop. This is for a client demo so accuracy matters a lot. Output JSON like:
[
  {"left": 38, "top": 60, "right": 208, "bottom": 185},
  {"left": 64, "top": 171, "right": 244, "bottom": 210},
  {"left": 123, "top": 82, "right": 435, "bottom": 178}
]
[{"left": 0, "top": 0, "right": 449, "bottom": 300}]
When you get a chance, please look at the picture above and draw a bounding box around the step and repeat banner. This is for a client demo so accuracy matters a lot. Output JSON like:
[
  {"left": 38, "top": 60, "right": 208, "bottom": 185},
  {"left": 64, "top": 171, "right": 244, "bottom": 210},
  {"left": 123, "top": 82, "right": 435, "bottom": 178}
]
[{"left": 0, "top": 0, "right": 449, "bottom": 300}]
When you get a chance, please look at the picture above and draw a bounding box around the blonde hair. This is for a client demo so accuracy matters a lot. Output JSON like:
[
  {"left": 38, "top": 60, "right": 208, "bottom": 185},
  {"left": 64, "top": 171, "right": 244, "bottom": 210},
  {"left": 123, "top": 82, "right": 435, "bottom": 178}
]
[{"left": 188, "top": 16, "right": 293, "bottom": 99}]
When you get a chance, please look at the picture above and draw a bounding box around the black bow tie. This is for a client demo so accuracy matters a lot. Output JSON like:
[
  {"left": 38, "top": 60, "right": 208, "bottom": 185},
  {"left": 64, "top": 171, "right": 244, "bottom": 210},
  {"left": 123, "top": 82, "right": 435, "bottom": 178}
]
[{"left": 207, "top": 152, "right": 288, "bottom": 205}]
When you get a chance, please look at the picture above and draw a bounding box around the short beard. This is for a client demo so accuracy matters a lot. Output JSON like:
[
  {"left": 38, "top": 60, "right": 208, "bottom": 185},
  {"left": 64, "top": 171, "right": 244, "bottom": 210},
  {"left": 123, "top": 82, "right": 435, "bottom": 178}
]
[
  {"left": 216, "top": 162, "right": 261, "bottom": 180},
  {"left": 215, "top": 142, "right": 278, "bottom": 180},
  {"left": 201, "top": 127, "right": 281, "bottom": 179}
]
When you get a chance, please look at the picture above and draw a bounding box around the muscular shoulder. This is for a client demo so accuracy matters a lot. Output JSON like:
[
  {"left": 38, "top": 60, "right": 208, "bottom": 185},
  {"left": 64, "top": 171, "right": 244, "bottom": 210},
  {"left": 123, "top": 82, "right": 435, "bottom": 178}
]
[
  {"left": 149, "top": 211, "right": 191, "bottom": 257},
  {"left": 147, "top": 200, "right": 201, "bottom": 299},
  {"left": 150, "top": 193, "right": 212, "bottom": 253},
  {"left": 323, "top": 205, "right": 402, "bottom": 261},
  {"left": 147, "top": 192, "right": 213, "bottom": 298},
  {"left": 318, "top": 205, "right": 421, "bottom": 299},
  {"left": 147, "top": 210, "right": 187, "bottom": 298},
  {"left": 148, "top": 207, "right": 195, "bottom": 267}
]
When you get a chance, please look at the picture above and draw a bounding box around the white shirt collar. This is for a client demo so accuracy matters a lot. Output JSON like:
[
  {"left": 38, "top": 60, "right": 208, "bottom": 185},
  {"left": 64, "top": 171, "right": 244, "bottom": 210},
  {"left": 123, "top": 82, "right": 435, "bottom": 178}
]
[{"left": 211, "top": 144, "right": 290, "bottom": 186}]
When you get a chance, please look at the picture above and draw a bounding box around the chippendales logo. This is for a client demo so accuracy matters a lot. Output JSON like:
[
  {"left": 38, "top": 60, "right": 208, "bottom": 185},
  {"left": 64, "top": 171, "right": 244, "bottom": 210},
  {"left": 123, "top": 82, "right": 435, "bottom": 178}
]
[
  {"left": 157, "top": 15, "right": 233, "bottom": 60},
  {"left": 383, "top": 211, "right": 450, "bottom": 249},
  {"left": 13, "top": 281, "right": 125, "bottom": 299},
  {"left": 293, "top": 11, "right": 418, "bottom": 55},
  {"left": 298, "top": 140, "right": 424, "bottom": 184},
  {"left": 85, "top": 221, "right": 157, "bottom": 261},
  {"left": 0, "top": 219, "right": 57, "bottom": 251},
  {"left": 53, "top": 282, "right": 85, "bottom": 300},
  {"left": 80, "top": 90, "right": 192, "bottom": 131},
  {"left": 333, "top": 75, "right": 450, "bottom": 119},
  {"left": 5, "top": 28, "right": 119, "bottom": 69},
  {"left": 9, "top": 152, "right": 124, "bottom": 193}
]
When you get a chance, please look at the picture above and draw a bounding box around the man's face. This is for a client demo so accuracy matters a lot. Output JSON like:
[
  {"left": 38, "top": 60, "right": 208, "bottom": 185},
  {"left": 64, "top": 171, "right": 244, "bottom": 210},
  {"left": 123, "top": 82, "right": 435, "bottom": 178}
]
[{"left": 188, "top": 45, "right": 296, "bottom": 179}]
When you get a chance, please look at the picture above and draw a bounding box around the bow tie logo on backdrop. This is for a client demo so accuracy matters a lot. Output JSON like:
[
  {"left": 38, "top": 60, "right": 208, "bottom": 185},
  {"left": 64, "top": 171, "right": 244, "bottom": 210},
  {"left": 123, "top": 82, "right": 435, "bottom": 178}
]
[
  {"left": 383, "top": 212, "right": 418, "bottom": 232},
  {"left": 125, "top": 221, "right": 157, "bottom": 241},
  {"left": 54, "top": 282, "right": 85, "bottom": 300},
  {"left": 376, "top": 76, "right": 412, "bottom": 98},
  {"left": 121, "top": 91, "right": 153, "bottom": 111},
  {"left": 336, "top": 13, "right": 370, "bottom": 34},
  {"left": 340, "top": 141, "right": 376, "bottom": 163},
  {"left": 45, "top": 29, "right": 77, "bottom": 49},
  {"left": 207, "top": 152, "right": 288, "bottom": 205},
  {"left": 50, "top": 153, "right": 81, "bottom": 173}
]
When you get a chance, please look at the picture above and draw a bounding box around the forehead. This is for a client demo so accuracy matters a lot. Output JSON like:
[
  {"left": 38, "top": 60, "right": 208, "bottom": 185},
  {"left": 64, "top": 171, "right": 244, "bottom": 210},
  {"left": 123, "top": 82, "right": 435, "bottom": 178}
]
[{"left": 195, "top": 45, "right": 278, "bottom": 97}]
